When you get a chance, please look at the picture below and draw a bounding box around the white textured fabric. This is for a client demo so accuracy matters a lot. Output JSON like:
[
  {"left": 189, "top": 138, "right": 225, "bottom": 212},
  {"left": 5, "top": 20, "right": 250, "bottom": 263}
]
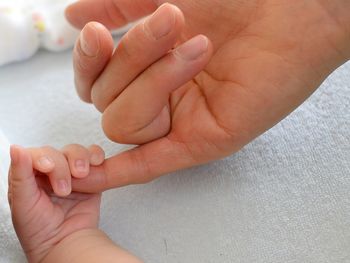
[
  {"left": 0, "top": 130, "right": 10, "bottom": 197},
  {"left": 0, "top": 130, "right": 24, "bottom": 262},
  {"left": 0, "top": 48, "right": 349, "bottom": 262},
  {"left": 0, "top": 131, "right": 9, "bottom": 221}
]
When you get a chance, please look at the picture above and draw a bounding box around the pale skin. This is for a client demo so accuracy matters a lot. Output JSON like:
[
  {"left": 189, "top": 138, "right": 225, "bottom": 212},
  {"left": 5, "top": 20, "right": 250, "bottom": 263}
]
[
  {"left": 64, "top": 0, "right": 350, "bottom": 193},
  {"left": 8, "top": 145, "right": 142, "bottom": 263},
  {"left": 7, "top": 1, "right": 350, "bottom": 259}
]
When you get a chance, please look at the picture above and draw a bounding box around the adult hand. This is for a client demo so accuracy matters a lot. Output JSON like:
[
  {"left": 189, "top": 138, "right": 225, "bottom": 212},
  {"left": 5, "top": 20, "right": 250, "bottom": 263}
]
[{"left": 66, "top": 0, "right": 350, "bottom": 192}]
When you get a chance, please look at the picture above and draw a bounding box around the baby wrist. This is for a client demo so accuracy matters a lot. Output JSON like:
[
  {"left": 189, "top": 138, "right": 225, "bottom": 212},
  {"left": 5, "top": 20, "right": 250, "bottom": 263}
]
[
  {"left": 39, "top": 228, "right": 143, "bottom": 263},
  {"left": 37, "top": 228, "right": 106, "bottom": 263}
]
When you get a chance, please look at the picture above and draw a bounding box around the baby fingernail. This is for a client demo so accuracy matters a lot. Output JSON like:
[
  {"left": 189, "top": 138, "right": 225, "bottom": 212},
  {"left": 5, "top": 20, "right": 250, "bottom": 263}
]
[
  {"left": 75, "top": 159, "right": 88, "bottom": 172},
  {"left": 90, "top": 153, "right": 101, "bottom": 165},
  {"left": 57, "top": 180, "right": 70, "bottom": 195},
  {"left": 80, "top": 24, "right": 99, "bottom": 57},
  {"left": 38, "top": 156, "right": 54, "bottom": 169},
  {"left": 175, "top": 35, "right": 208, "bottom": 60},
  {"left": 145, "top": 4, "right": 175, "bottom": 40}
]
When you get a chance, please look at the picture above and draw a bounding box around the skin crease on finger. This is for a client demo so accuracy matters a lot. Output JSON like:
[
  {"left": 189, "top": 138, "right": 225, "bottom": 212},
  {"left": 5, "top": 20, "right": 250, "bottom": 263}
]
[
  {"left": 101, "top": 0, "right": 350, "bottom": 150},
  {"left": 66, "top": 0, "right": 350, "bottom": 190},
  {"left": 89, "top": 4, "right": 186, "bottom": 113}
]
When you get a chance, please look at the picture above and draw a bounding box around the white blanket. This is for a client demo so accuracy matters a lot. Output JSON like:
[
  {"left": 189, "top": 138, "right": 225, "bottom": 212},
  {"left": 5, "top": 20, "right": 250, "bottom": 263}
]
[
  {"left": 0, "top": 49, "right": 349, "bottom": 263},
  {"left": 0, "top": 130, "right": 10, "bottom": 197},
  {"left": 0, "top": 19, "right": 349, "bottom": 263},
  {"left": 0, "top": 131, "right": 25, "bottom": 262}
]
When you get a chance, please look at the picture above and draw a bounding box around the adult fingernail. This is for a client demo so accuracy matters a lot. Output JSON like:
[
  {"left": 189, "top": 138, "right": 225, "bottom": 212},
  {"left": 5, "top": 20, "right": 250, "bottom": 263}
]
[
  {"left": 57, "top": 180, "right": 70, "bottom": 195},
  {"left": 80, "top": 24, "right": 100, "bottom": 57},
  {"left": 75, "top": 159, "right": 88, "bottom": 172},
  {"left": 38, "top": 156, "right": 54, "bottom": 169},
  {"left": 145, "top": 4, "right": 175, "bottom": 40},
  {"left": 175, "top": 35, "right": 209, "bottom": 61}
]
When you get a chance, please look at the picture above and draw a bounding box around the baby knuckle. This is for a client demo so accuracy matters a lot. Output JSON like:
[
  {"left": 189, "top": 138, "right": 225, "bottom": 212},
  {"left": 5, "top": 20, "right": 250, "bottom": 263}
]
[{"left": 41, "top": 145, "right": 56, "bottom": 154}]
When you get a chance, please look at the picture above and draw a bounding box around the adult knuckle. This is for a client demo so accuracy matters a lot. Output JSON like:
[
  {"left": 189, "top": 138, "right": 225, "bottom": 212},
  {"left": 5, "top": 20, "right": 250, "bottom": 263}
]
[{"left": 118, "top": 31, "right": 145, "bottom": 66}]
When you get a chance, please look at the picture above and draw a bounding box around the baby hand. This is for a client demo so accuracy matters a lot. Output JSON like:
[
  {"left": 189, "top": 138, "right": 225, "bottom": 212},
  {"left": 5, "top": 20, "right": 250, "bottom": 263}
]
[{"left": 8, "top": 144, "right": 105, "bottom": 263}]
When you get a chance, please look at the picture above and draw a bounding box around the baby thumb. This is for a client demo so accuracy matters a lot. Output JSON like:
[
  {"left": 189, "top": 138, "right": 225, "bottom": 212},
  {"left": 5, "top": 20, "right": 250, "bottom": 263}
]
[{"left": 8, "top": 145, "right": 39, "bottom": 210}]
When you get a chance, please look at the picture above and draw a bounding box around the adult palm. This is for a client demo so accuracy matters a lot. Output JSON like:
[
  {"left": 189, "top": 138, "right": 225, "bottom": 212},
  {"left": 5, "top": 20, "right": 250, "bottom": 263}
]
[{"left": 66, "top": 0, "right": 350, "bottom": 191}]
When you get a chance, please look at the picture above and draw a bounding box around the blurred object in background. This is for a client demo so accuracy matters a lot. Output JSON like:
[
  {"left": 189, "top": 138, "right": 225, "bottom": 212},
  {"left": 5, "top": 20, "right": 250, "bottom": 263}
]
[
  {"left": 0, "top": 0, "right": 130, "bottom": 67},
  {"left": 0, "top": 0, "right": 79, "bottom": 66}
]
